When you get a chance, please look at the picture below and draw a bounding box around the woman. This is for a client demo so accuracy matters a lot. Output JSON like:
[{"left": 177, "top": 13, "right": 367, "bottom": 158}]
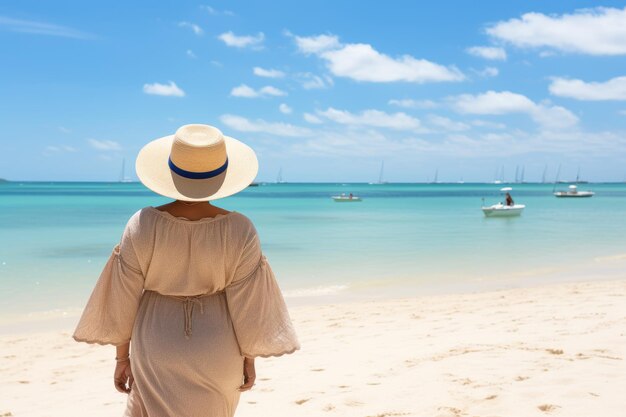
[{"left": 73, "top": 124, "right": 300, "bottom": 417}]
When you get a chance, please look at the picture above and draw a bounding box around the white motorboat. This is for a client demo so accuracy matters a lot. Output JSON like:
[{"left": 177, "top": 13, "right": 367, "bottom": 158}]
[
  {"left": 481, "top": 203, "right": 525, "bottom": 217},
  {"left": 481, "top": 187, "right": 525, "bottom": 217},
  {"left": 332, "top": 193, "right": 362, "bottom": 202},
  {"left": 554, "top": 185, "right": 594, "bottom": 198}
]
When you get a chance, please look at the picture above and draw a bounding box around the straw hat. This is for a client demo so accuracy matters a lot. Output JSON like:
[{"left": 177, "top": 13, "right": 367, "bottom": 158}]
[{"left": 136, "top": 124, "right": 258, "bottom": 201}]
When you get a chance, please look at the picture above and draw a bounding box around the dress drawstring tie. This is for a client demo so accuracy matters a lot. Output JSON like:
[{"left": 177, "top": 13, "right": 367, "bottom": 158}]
[{"left": 169, "top": 294, "right": 217, "bottom": 339}]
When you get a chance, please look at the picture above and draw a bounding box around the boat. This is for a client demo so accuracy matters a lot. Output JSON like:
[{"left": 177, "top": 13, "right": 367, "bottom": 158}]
[
  {"left": 276, "top": 168, "right": 285, "bottom": 184},
  {"left": 481, "top": 203, "right": 525, "bottom": 217},
  {"left": 332, "top": 193, "right": 362, "bottom": 202},
  {"left": 119, "top": 158, "right": 133, "bottom": 183},
  {"left": 431, "top": 168, "right": 439, "bottom": 184},
  {"left": 481, "top": 187, "right": 525, "bottom": 217},
  {"left": 554, "top": 185, "right": 594, "bottom": 198},
  {"left": 369, "top": 161, "right": 388, "bottom": 185}
]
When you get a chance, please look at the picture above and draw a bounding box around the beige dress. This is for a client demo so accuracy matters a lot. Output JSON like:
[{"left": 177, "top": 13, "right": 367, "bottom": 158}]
[{"left": 73, "top": 207, "right": 300, "bottom": 417}]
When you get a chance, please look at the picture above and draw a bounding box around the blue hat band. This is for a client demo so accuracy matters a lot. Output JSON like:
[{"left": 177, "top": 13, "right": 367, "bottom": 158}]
[{"left": 168, "top": 157, "right": 229, "bottom": 179}]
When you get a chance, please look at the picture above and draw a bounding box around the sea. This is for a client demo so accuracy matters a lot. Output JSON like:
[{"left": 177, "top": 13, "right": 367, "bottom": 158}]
[{"left": 1, "top": 181, "right": 626, "bottom": 326}]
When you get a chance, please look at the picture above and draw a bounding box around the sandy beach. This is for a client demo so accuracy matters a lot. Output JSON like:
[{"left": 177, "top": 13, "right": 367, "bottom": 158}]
[{"left": 1, "top": 279, "right": 625, "bottom": 417}]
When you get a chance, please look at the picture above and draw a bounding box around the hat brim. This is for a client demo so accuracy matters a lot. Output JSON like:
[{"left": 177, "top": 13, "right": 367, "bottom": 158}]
[{"left": 136, "top": 134, "right": 258, "bottom": 201}]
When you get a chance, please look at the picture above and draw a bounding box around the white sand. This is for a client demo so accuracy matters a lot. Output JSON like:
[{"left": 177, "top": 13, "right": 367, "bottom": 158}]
[{"left": 1, "top": 279, "right": 625, "bottom": 417}]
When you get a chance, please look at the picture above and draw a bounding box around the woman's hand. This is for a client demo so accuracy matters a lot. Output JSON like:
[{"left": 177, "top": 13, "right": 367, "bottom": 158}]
[
  {"left": 239, "top": 357, "right": 256, "bottom": 392},
  {"left": 114, "top": 359, "right": 134, "bottom": 394}
]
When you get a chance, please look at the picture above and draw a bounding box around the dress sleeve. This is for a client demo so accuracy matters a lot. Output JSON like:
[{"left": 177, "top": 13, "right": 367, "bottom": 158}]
[
  {"left": 73, "top": 219, "right": 144, "bottom": 346},
  {"left": 225, "top": 223, "right": 300, "bottom": 358}
]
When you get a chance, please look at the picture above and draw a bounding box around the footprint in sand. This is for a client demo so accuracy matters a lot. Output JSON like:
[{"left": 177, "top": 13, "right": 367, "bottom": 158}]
[
  {"left": 436, "top": 407, "right": 462, "bottom": 417},
  {"left": 546, "top": 349, "right": 564, "bottom": 355},
  {"left": 311, "top": 368, "right": 325, "bottom": 372},
  {"left": 485, "top": 395, "right": 497, "bottom": 400},
  {"left": 295, "top": 398, "right": 311, "bottom": 405},
  {"left": 538, "top": 404, "right": 560, "bottom": 413},
  {"left": 17, "top": 380, "right": 30, "bottom": 384},
  {"left": 515, "top": 375, "right": 530, "bottom": 381},
  {"left": 323, "top": 404, "right": 335, "bottom": 412}
]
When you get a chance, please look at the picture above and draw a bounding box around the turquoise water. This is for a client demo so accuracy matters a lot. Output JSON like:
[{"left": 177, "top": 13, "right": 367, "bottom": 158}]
[{"left": 1, "top": 181, "right": 626, "bottom": 319}]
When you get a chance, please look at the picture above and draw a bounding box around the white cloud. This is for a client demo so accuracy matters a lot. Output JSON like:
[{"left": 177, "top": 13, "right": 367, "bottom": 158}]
[
  {"left": 0, "top": 16, "right": 94, "bottom": 39},
  {"left": 317, "top": 108, "right": 421, "bottom": 130},
  {"left": 253, "top": 67, "right": 285, "bottom": 78},
  {"left": 388, "top": 99, "right": 439, "bottom": 109},
  {"left": 466, "top": 46, "right": 507, "bottom": 60},
  {"left": 201, "top": 6, "right": 235, "bottom": 16},
  {"left": 45, "top": 145, "right": 77, "bottom": 153},
  {"left": 279, "top": 103, "right": 293, "bottom": 114},
  {"left": 487, "top": 7, "right": 626, "bottom": 55},
  {"left": 294, "top": 34, "right": 340, "bottom": 54},
  {"left": 218, "top": 31, "right": 264, "bottom": 48},
  {"left": 220, "top": 114, "right": 312, "bottom": 137},
  {"left": 549, "top": 76, "right": 626, "bottom": 101},
  {"left": 474, "top": 66, "right": 499, "bottom": 77},
  {"left": 143, "top": 81, "right": 185, "bottom": 97},
  {"left": 178, "top": 22, "right": 203, "bottom": 35},
  {"left": 58, "top": 126, "right": 71, "bottom": 133},
  {"left": 471, "top": 119, "right": 507, "bottom": 129},
  {"left": 303, "top": 113, "right": 323, "bottom": 124},
  {"left": 259, "top": 86, "right": 286, "bottom": 96},
  {"left": 186, "top": 49, "right": 197, "bottom": 59},
  {"left": 453, "top": 91, "right": 535, "bottom": 114},
  {"left": 297, "top": 72, "right": 332, "bottom": 89},
  {"left": 230, "top": 84, "right": 257, "bottom": 98},
  {"left": 428, "top": 115, "right": 470, "bottom": 131},
  {"left": 88, "top": 139, "right": 122, "bottom": 151},
  {"left": 230, "top": 84, "right": 287, "bottom": 98},
  {"left": 294, "top": 33, "right": 464, "bottom": 83},
  {"left": 451, "top": 90, "right": 578, "bottom": 129},
  {"left": 619, "top": 110, "right": 626, "bottom": 116}
]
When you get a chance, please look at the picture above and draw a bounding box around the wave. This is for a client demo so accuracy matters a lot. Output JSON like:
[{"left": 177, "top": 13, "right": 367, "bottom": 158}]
[{"left": 283, "top": 284, "right": 349, "bottom": 298}]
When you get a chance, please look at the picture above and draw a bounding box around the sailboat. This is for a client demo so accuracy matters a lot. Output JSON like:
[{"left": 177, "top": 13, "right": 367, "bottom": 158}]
[
  {"left": 369, "top": 161, "right": 388, "bottom": 185},
  {"left": 276, "top": 168, "right": 285, "bottom": 184},
  {"left": 541, "top": 165, "right": 547, "bottom": 184},
  {"left": 431, "top": 169, "right": 439, "bottom": 184},
  {"left": 492, "top": 166, "right": 504, "bottom": 184},
  {"left": 575, "top": 167, "right": 589, "bottom": 184},
  {"left": 119, "top": 158, "right": 133, "bottom": 183}
]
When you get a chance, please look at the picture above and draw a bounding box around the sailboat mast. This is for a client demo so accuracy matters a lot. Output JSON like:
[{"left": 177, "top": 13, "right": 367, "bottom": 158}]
[
  {"left": 119, "top": 158, "right": 125, "bottom": 182},
  {"left": 378, "top": 161, "right": 384, "bottom": 183},
  {"left": 542, "top": 165, "right": 547, "bottom": 183}
]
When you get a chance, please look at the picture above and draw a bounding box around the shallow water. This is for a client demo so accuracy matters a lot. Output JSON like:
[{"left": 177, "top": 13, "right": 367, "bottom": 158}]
[{"left": 1, "top": 181, "right": 625, "bottom": 318}]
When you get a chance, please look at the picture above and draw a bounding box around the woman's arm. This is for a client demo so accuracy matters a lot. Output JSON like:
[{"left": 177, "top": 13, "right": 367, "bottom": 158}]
[
  {"left": 238, "top": 357, "right": 256, "bottom": 392},
  {"left": 114, "top": 342, "right": 133, "bottom": 394}
]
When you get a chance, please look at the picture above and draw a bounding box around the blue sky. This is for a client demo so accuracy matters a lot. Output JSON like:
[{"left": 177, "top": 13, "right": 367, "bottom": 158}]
[{"left": 1, "top": 0, "right": 626, "bottom": 182}]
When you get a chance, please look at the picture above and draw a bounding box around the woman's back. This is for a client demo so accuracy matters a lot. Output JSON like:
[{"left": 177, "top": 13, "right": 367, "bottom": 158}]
[{"left": 127, "top": 207, "right": 258, "bottom": 296}]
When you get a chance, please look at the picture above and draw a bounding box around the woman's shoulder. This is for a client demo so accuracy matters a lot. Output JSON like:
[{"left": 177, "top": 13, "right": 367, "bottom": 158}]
[{"left": 130, "top": 206, "right": 255, "bottom": 231}]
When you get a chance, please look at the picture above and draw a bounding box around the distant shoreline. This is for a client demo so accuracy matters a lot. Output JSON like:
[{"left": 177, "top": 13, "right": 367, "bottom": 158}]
[{"left": 1, "top": 180, "right": 626, "bottom": 185}]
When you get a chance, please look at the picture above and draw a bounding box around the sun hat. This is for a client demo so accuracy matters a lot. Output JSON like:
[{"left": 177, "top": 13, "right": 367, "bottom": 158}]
[{"left": 136, "top": 124, "right": 258, "bottom": 201}]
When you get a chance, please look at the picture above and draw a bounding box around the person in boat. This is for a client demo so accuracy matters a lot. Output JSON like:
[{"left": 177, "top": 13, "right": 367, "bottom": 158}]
[{"left": 505, "top": 192, "right": 514, "bottom": 206}]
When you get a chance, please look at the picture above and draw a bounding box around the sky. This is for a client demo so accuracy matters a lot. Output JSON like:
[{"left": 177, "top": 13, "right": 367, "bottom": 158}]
[{"left": 1, "top": 0, "right": 626, "bottom": 183}]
